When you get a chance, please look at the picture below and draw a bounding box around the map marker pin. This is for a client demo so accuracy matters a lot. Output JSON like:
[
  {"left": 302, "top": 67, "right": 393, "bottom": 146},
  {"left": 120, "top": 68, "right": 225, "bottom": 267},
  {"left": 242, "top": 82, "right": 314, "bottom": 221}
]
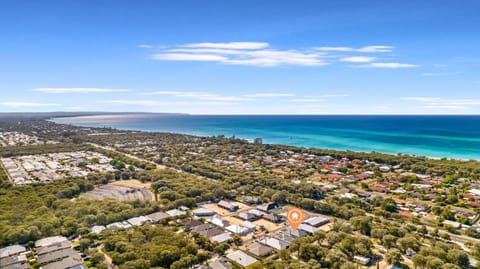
[{"left": 287, "top": 208, "right": 304, "bottom": 230}]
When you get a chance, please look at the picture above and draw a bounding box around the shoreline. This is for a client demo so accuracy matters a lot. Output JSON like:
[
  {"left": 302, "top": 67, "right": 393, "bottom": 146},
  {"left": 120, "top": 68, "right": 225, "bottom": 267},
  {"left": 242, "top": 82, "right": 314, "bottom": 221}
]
[{"left": 48, "top": 116, "right": 480, "bottom": 162}]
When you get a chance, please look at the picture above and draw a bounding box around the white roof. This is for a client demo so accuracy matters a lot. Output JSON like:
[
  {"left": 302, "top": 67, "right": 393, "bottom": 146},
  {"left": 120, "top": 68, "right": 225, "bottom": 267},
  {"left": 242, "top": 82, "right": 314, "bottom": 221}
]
[
  {"left": 145, "top": 212, "right": 169, "bottom": 222},
  {"left": 210, "top": 232, "right": 232, "bottom": 243},
  {"left": 227, "top": 250, "right": 258, "bottom": 267},
  {"left": 303, "top": 216, "right": 329, "bottom": 227},
  {"left": 288, "top": 227, "right": 309, "bottom": 237},
  {"left": 127, "top": 216, "right": 150, "bottom": 226},
  {"left": 90, "top": 226, "right": 106, "bottom": 234},
  {"left": 248, "top": 209, "right": 264, "bottom": 216},
  {"left": 107, "top": 221, "right": 132, "bottom": 230},
  {"left": 166, "top": 209, "right": 187, "bottom": 217},
  {"left": 241, "top": 221, "right": 256, "bottom": 229},
  {"left": 470, "top": 189, "right": 480, "bottom": 196},
  {"left": 0, "top": 245, "right": 26, "bottom": 258},
  {"left": 192, "top": 208, "right": 216, "bottom": 216},
  {"left": 443, "top": 220, "right": 462, "bottom": 228},
  {"left": 209, "top": 217, "right": 229, "bottom": 228},
  {"left": 340, "top": 193, "right": 358, "bottom": 198},
  {"left": 35, "top": 236, "right": 68, "bottom": 248},
  {"left": 354, "top": 255, "right": 371, "bottom": 264},
  {"left": 262, "top": 237, "right": 290, "bottom": 250},
  {"left": 218, "top": 200, "right": 237, "bottom": 209},
  {"left": 379, "top": 165, "right": 390, "bottom": 171},
  {"left": 298, "top": 223, "right": 319, "bottom": 234},
  {"left": 226, "top": 225, "right": 249, "bottom": 235}
]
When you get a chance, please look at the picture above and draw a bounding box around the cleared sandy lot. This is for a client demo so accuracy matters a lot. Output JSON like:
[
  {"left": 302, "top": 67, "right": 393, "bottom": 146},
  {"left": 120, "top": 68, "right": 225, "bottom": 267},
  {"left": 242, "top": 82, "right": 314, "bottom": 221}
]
[
  {"left": 223, "top": 215, "right": 244, "bottom": 226},
  {"left": 201, "top": 202, "right": 252, "bottom": 217},
  {"left": 110, "top": 179, "right": 151, "bottom": 188},
  {"left": 82, "top": 180, "right": 153, "bottom": 201},
  {"left": 253, "top": 219, "right": 283, "bottom": 232}
]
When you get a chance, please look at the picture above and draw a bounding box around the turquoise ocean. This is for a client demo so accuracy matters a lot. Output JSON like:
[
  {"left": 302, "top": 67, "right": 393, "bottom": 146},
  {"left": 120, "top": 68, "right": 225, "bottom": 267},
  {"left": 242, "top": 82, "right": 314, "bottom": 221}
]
[{"left": 51, "top": 114, "right": 480, "bottom": 160}]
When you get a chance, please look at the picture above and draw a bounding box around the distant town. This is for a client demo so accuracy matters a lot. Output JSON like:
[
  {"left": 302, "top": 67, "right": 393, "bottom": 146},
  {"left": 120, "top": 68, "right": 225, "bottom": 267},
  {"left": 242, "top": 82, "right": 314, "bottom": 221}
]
[{"left": 1, "top": 117, "right": 480, "bottom": 269}]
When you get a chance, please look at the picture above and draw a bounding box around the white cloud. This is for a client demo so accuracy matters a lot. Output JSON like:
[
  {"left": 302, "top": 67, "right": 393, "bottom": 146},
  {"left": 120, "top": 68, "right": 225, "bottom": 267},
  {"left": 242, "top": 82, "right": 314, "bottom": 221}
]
[
  {"left": 420, "top": 105, "right": 468, "bottom": 110},
  {"left": 151, "top": 53, "right": 228, "bottom": 61},
  {"left": 139, "top": 91, "right": 254, "bottom": 101},
  {"left": 196, "top": 96, "right": 254, "bottom": 101},
  {"left": 316, "top": 45, "right": 394, "bottom": 53},
  {"left": 291, "top": 98, "right": 325, "bottom": 103},
  {"left": 241, "top": 93, "right": 294, "bottom": 97},
  {"left": 146, "top": 42, "right": 417, "bottom": 68},
  {"left": 142, "top": 91, "right": 184, "bottom": 95},
  {"left": 33, "top": 88, "right": 130, "bottom": 93},
  {"left": 99, "top": 100, "right": 190, "bottom": 106},
  {"left": 359, "top": 62, "right": 419, "bottom": 68},
  {"left": 182, "top": 42, "right": 269, "bottom": 50},
  {"left": 224, "top": 50, "right": 325, "bottom": 67},
  {"left": 138, "top": 44, "right": 154, "bottom": 49},
  {"left": 341, "top": 56, "right": 376, "bottom": 63},
  {"left": 0, "top": 102, "right": 61, "bottom": 107},
  {"left": 401, "top": 97, "right": 442, "bottom": 102},
  {"left": 149, "top": 42, "right": 327, "bottom": 67},
  {"left": 402, "top": 96, "right": 480, "bottom": 111},
  {"left": 422, "top": 71, "right": 461, "bottom": 77},
  {"left": 168, "top": 48, "right": 246, "bottom": 55},
  {"left": 319, "top": 94, "right": 351, "bottom": 98},
  {"left": 100, "top": 100, "right": 237, "bottom": 107}
]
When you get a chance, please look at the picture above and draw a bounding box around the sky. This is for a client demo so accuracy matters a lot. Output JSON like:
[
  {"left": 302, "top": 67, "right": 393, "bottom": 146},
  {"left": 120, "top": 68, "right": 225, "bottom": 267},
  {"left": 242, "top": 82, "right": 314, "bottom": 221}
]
[{"left": 1, "top": 0, "right": 480, "bottom": 114}]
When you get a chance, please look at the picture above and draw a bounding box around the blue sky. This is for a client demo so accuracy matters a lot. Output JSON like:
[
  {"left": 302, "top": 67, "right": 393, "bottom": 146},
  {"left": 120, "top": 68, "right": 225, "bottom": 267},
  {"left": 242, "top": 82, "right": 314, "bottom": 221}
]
[{"left": 1, "top": 0, "right": 480, "bottom": 114}]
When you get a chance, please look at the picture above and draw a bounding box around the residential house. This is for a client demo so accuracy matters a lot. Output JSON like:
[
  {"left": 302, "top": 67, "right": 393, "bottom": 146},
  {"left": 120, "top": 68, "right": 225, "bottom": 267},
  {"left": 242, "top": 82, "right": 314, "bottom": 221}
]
[
  {"left": 40, "top": 256, "right": 84, "bottom": 269},
  {"left": 192, "top": 208, "right": 216, "bottom": 217},
  {"left": 247, "top": 243, "right": 274, "bottom": 257},
  {"left": 0, "top": 245, "right": 29, "bottom": 269},
  {"left": 210, "top": 232, "right": 232, "bottom": 243},
  {"left": 262, "top": 213, "right": 282, "bottom": 223},
  {"left": 237, "top": 212, "right": 258, "bottom": 221},
  {"left": 166, "top": 208, "right": 187, "bottom": 217},
  {"left": 89, "top": 226, "right": 105, "bottom": 234},
  {"left": 369, "top": 183, "right": 389, "bottom": 192},
  {"left": 298, "top": 223, "right": 319, "bottom": 234},
  {"left": 288, "top": 227, "right": 309, "bottom": 238},
  {"left": 35, "top": 236, "right": 84, "bottom": 269},
  {"left": 183, "top": 220, "right": 203, "bottom": 231},
  {"left": 218, "top": 200, "right": 239, "bottom": 212},
  {"left": 210, "top": 257, "right": 232, "bottom": 269},
  {"left": 127, "top": 216, "right": 150, "bottom": 226},
  {"left": 442, "top": 220, "right": 462, "bottom": 229},
  {"left": 35, "top": 236, "right": 68, "bottom": 248},
  {"left": 261, "top": 237, "right": 290, "bottom": 251},
  {"left": 191, "top": 224, "right": 224, "bottom": 238},
  {"left": 145, "top": 212, "right": 170, "bottom": 223},
  {"left": 107, "top": 222, "right": 132, "bottom": 230},
  {"left": 209, "top": 216, "right": 230, "bottom": 228},
  {"left": 226, "top": 225, "right": 250, "bottom": 236},
  {"left": 303, "top": 216, "right": 329, "bottom": 227},
  {"left": 354, "top": 255, "right": 371, "bottom": 266},
  {"left": 257, "top": 203, "right": 278, "bottom": 212},
  {"left": 242, "top": 196, "right": 260, "bottom": 205},
  {"left": 240, "top": 221, "right": 256, "bottom": 232},
  {"left": 226, "top": 250, "right": 258, "bottom": 268}
]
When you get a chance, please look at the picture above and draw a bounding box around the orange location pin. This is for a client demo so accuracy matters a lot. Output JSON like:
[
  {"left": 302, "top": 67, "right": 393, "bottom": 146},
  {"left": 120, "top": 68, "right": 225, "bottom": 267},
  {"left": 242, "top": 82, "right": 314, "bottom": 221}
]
[{"left": 286, "top": 208, "right": 304, "bottom": 230}]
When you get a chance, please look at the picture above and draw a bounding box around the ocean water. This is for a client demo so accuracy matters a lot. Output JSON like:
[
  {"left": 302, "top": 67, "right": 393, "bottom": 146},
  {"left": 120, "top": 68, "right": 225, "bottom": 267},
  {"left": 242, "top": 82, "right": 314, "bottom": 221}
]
[{"left": 51, "top": 114, "right": 480, "bottom": 160}]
